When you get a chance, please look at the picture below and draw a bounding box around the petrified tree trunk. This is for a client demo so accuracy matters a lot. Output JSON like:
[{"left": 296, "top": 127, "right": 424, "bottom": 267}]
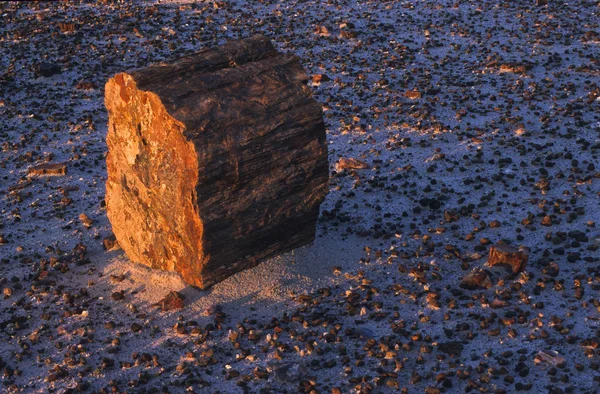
[
  {"left": 487, "top": 244, "right": 529, "bottom": 274},
  {"left": 104, "top": 35, "right": 328, "bottom": 289}
]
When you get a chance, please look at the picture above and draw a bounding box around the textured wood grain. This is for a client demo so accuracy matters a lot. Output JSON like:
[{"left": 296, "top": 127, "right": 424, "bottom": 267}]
[{"left": 104, "top": 35, "right": 328, "bottom": 289}]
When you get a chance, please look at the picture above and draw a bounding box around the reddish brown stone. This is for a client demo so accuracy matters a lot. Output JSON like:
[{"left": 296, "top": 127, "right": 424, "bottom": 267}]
[
  {"left": 28, "top": 162, "right": 67, "bottom": 176},
  {"left": 311, "top": 74, "right": 330, "bottom": 85},
  {"left": 102, "top": 234, "right": 120, "bottom": 251},
  {"left": 404, "top": 90, "right": 422, "bottom": 99},
  {"left": 487, "top": 244, "right": 529, "bottom": 274},
  {"left": 335, "top": 157, "right": 369, "bottom": 171},
  {"left": 153, "top": 291, "right": 185, "bottom": 312},
  {"left": 76, "top": 80, "right": 98, "bottom": 90},
  {"left": 460, "top": 268, "right": 492, "bottom": 290},
  {"left": 58, "top": 22, "right": 76, "bottom": 33},
  {"left": 104, "top": 35, "right": 328, "bottom": 289}
]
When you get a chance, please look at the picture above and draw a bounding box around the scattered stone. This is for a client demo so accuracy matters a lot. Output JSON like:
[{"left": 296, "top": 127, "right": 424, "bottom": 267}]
[
  {"left": 1, "top": 1, "right": 599, "bottom": 393},
  {"left": 487, "top": 244, "right": 529, "bottom": 274},
  {"left": 79, "top": 213, "right": 93, "bottom": 228},
  {"left": 311, "top": 74, "right": 330, "bottom": 85},
  {"left": 152, "top": 291, "right": 185, "bottom": 312},
  {"left": 103, "top": 234, "right": 120, "bottom": 251},
  {"left": 534, "top": 351, "right": 565, "bottom": 367},
  {"left": 271, "top": 362, "right": 306, "bottom": 383},
  {"left": 27, "top": 162, "right": 67, "bottom": 176},
  {"left": 438, "top": 342, "right": 464, "bottom": 356},
  {"left": 568, "top": 230, "right": 588, "bottom": 243},
  {"left": 32, "top": 62, "right": 61, "bottom": 78},
  {"left": 109, "top": 274, "right": 126, "bottom": 283},
  {"left": 58, "top": 22, "right": 77, "bottom": 33},
  {"left": 76, "top": 80, "right": 98, "bottom": 90},
  {"left": 461, "top": 268, "right": 492, "bottom": 289},
  {"left": 335, "top": 157, "right": 370, "bottom": 171},
  {"left": 111, "top": 291, "right": 125, "bottom": 301},
  {"left": 405, "top": 90, "right": 422, "bottom": 100},
  {"left": 314, "top": 25, "right": 329, "bottom": 36}
]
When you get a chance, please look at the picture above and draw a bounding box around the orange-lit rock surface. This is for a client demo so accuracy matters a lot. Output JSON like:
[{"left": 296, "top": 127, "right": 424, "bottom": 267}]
[{"left": 104, "top": 35, "right": 328, "bottom": 289}]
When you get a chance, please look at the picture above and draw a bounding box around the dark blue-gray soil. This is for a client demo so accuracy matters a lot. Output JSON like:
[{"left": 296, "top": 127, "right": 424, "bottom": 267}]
[{"left": 0, "top": 1, "right": 599, "bottom": 393}]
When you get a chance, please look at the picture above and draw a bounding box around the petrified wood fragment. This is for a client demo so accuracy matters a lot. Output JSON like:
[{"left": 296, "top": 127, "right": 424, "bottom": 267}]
[
  {"left": 487, "top": 244, "right": 529, "bottom": 274},
  {"left": 104, "top": 35, "right": 328, "bottom": 289},
  {"left": 28, "top": 162, "right": 68, "bottom": 176}
]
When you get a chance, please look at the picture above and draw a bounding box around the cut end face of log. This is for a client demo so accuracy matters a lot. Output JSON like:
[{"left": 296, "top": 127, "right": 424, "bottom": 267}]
[
  {"left": 104, "top": 35, "right": 329, "bottom": 289},
  {"left": 105, "top": 73, "right": 205, "bottom": 287}
]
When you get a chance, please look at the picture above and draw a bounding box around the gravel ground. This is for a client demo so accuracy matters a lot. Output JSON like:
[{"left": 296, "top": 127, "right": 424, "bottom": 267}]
[{"left": 1, "top": 0, "right": 600, "bottom": 393}]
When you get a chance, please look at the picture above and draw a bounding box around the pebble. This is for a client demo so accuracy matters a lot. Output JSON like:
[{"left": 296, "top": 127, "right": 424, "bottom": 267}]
[
  {"left": 461, "top": 268, "right": 492, "bottom": 289},
  {"left": 32, "top": 62, "right": 61, "bottom": 78},
  {"left": 27, "top": 162, "right": 67, "bottom": 176},
  {"left": 152, "top": 291, "right": 185, "bottom": 312},
  {"left": 111, "top": 291, "right": 125, "bottom": 301}
]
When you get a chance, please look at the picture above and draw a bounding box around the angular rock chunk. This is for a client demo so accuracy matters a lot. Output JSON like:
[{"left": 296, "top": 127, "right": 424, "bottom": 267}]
[
  {"left": 104, "top": 35, "right": 329, "bottom": 289},
  {"left": 28, "top": 162, "right": 67, "bottom": 176},
  {"left": 487, "top": 244, "right": 529, "bottom": 274},
  {"left": 152, "top": 291, "right": 185, "bottom": 312},
  {"left": 461, "top": 267, "right": 492, "bottom": 290}
]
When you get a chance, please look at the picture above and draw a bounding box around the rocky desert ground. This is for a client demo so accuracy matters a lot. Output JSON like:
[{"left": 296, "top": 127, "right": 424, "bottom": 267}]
[{"left": 1, "top": 0, "right": 600, "bottom": 393}]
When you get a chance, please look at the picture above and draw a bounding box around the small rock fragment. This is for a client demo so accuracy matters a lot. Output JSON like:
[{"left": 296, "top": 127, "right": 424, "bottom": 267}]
[
  {"left": 314, "top": 25, "right": 329, "bottom": 36},
  {"left": 111, "top": 291, "right": 125, "bottom": 301},
  {"left": 461, "top": 268, "right": 492, "bottom": 289},
  {"left": 32, "top": 62, "right": 62, "bottom": 78},
  {"left": 79, "top": 214, "right": 93, "bottom": 228},
  {"left": 103, "top": 234, "right": 120, "bottom": 251},
  {"left": 405, "top": 90, "right": 422, "bottom": 99},
  {"left": 76, "top": 80, "right": 98, "bottom": 90},
  {"left": 58, "top": 22, "right": 76, "bottom": 33},
  {"left": 152, "top": 291, "right": 185, "bottom": 312},
  {"left": 27, "top": 162, "right": 68, "bottom": 176},
  {"left": 438, "top": 342, "right": 464, "bottom": 356},
  {"left": 271, "top": 362, "right": 306, "bottom": 383},
  {"left": 568, "top": 230, "right": 588, "bottom": 243},
  {"left": 336, "top": 158, "right": 370, "bottom": 171},
  {"left": 487, "top": 244, "right": 529, "bottom": 274},
  {"left": 311, "top": 74, "right": 330, "bottom": 85},
  {"left": 109, "top": 274, "right": 126, "bottom": 283},
  {"left": 534, "top": 351, "right": 565, "bottom": 367}
]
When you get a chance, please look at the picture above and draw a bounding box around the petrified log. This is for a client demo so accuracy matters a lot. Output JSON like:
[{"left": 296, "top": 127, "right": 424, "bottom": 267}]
[
  {"left": 487, "top": 244, "right": 529, "bottom": 274},
  {"left": 104, "top": 35, "right": 328, "bottom": 289}
]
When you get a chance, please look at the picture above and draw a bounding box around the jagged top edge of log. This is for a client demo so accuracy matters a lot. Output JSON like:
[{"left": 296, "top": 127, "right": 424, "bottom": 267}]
[
  {"left": 130, "top": 35, "right": 279, "bottom": 87},
  {"left": 105, "top": 34, "right": 313, "bottom": 134}
]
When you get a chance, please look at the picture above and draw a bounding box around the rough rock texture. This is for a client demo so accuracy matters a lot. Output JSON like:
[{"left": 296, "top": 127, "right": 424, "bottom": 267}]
[
  {"left": 104, "top": 35, "right": 328, "bottom": 289},
  {"left": 487, "top": 244, "right": 530, "bottom": 274}
]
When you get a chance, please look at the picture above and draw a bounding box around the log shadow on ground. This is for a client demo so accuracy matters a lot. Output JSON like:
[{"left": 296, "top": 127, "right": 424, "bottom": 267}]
[{"left": 89, "top": 230, "right": 368, "bottom": 324}]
